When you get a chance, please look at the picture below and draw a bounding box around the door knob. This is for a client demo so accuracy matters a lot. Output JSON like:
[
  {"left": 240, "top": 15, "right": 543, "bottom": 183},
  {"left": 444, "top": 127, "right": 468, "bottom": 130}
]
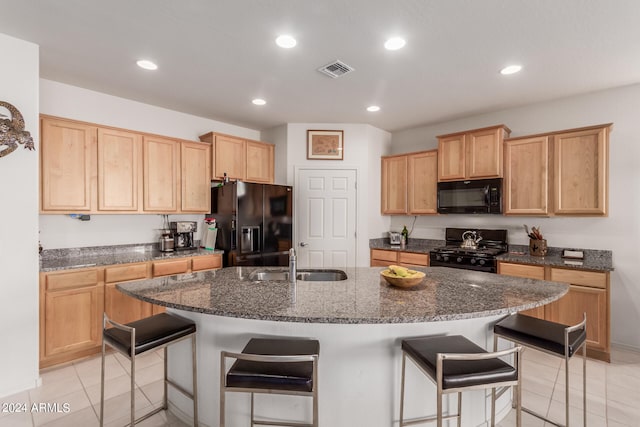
[{"left": 299, "top": 242, "right": 308, "bottom": 247}]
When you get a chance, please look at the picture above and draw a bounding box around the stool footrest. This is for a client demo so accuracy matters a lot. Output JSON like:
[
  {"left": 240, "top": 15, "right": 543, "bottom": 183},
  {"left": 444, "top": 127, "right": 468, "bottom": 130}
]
[
  {"left": 400, "top": 413, "right": 460, "bottom": 426},
  {"left": 166, "top": 378, "right": 194, "bottom": 400},
  {"left": 253, "top": 420, "right": 314, "bottom": 427}
]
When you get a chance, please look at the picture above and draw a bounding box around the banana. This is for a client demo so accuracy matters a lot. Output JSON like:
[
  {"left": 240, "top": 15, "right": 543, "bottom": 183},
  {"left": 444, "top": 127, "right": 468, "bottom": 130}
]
[{"left": 388, "top": 265, "right": 409, "bottom": 277}]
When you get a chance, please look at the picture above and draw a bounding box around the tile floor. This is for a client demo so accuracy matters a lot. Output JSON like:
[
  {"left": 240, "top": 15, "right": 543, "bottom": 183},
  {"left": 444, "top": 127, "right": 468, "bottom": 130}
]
[{"left": 1, "top": 346, "right": 639, "bottom": 426}]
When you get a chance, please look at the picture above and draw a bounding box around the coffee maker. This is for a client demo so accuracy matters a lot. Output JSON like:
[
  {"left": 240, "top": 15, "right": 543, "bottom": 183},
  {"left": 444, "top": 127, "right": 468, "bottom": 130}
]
[{"left": 170, "top": 221, "right": 197, "bottom": 250}]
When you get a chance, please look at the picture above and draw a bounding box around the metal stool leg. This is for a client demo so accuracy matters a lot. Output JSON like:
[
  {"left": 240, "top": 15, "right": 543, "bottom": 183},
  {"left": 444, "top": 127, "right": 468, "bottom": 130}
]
[
  {"left": 192, "top": 335, "right": 198, "bottom": 427},
  {"left": 220, "top": 352, "right": 226, "bottom": 427},
  {"left": 131, "top": 343, "right": 136, "bottom": 427},
  {"left": 100, "top": 339, "right": 106, "bottom": 426},
  {"left": 399, "top": 352, "right": 406, "bottom": 427},
  {"left": 457, "top": 392, "right": 462, "bottom": 427},
  {"left": 250, "top": 392, "right": 255, "bottom": 427},
  {"left": 583, "top": 343, "right": 587, "bottom": 427}
]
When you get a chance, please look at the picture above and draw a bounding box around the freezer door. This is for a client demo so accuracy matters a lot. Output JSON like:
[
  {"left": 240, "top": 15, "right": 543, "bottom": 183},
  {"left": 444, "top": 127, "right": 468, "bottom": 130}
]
[{"left": 263, "top": 184, "right": 293, "bottom": 255}]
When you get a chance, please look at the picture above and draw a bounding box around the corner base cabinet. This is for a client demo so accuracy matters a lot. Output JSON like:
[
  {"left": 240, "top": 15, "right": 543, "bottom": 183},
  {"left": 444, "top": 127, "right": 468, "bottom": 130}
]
[{"left": 498, "top": 261, "right": 610, "bottom": 362}]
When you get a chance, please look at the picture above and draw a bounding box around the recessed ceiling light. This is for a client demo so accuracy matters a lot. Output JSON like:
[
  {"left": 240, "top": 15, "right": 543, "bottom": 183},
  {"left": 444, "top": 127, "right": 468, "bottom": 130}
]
[
  {"left": 384, "top": 37, "right": 406, "bottom": 51},
  {"left": 275, "top": 35, "right": 297, "bottom": 49},
  {"left": 136, "top": 59, "right": 158, "bottom": 70},
  {"left": 500, "top": 64, "right": 522, "bottom": 75},
  {"left": 367, "top": 106, "right": 381, "bottom": 112},
  {"left": 252, "top": 98, "right": 267, "bottom": 106}
]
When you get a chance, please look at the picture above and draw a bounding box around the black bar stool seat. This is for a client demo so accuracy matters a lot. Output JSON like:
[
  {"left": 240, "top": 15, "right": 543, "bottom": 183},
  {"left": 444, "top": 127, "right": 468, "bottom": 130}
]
[
  {"left": 226, "top": 338, "right": 318, "bottom": 392},
  {"left": 399, "top": 334, "right": 522, "bottom": 427},
  {"left": 100, "top": 312, "right": 198, "bottom": 427},
  {"left": 493, "top": 313, "right": 587, "bottom": 427},
  {"left": 103, "top": 312, "right": 196, "bottom": 356},
  {"left": 493, "top": 313, "right": 586, "bottom": 357},
  {"left": 402, "top": 335, "right": 518, "bottom": 390},
  {"left": 220, "top": 337, "right": 320, "bottom": 427}
]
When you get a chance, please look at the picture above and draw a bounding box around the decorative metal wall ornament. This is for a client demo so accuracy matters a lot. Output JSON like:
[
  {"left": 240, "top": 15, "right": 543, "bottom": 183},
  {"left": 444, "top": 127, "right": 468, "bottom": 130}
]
[{"left": 0, "top": 101, "right": 35, "bottom": 158}]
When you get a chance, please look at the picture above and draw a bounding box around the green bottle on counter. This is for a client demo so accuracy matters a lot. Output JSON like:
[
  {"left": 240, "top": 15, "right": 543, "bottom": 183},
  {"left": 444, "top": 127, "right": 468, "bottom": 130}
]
[{"left": 401, "top": 225, "right": 409, "bottom": 245}]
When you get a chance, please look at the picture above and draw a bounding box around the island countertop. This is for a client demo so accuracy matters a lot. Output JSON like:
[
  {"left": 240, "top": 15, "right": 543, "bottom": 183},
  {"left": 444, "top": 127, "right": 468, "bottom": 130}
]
[{"left": 117, "top": 266, "right": 568, "bottom": 324}]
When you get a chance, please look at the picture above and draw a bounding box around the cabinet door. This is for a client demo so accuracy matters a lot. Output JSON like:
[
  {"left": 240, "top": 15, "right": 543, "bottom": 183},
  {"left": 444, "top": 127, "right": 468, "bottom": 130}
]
[
  {"left": 498, "top": 262, "right": 546, "bottom": 319},
  {"left": 143, "top": 136, "right": 179, "bottom": 212},
  {"left": 41, "top": 118, "right": 97, "bottom": 212},
  {"left": 246, "top": 140, "right": 274, "bottom": 183},
  {"left": 504, "top": 136, "right": 549, "bottom": 215},
  {"left": 438, "top": 134, "right": 466, "bottom": 181},
  {"left": 546, "top": 285, "right": 608, "bottom": 352},
  {"left": 213, "top": 135, "right": 245, "bottom": 180},
  {"left": 553, "top": 126, "right": 609, "bottom": 215},
  {"left": 181, "top": 141, "right": 211, "bottom": 212},
  {"left": 370, "top": 249, "right": 398, "bottom": 267},
  {"left": 104, "top": 283, "right": 153, "bottom": 325},
  {"left": 408, "top": 151, "right": 437, "bottom": 214},
  {"left": 40, "top": 269, "right": 105, "bottom": 367},
  {"left": 381, "top": 155, "right": 407, "bottom": 214},
  {"left": 467, "top": 127, "right": 503, "bottom": 178},
  {"left": 98, "top": 128, "right": 142, "bottom": 211}
]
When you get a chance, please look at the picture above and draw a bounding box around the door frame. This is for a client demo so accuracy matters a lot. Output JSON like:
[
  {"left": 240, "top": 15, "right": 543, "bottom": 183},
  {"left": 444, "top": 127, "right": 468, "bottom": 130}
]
[{"left": 294, "top": 165, "right": 359, "bottom": 267}]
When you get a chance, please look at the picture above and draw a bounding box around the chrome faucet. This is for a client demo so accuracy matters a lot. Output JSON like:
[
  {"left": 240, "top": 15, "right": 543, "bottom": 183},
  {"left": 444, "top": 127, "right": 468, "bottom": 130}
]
[{"left": 289, "top": 248, "right": 297, "bottom": 283}]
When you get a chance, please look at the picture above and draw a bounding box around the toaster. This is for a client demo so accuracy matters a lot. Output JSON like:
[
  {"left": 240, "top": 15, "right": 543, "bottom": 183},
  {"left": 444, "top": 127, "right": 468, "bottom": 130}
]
[{"left": 389, "top": 231, "right": 402, "bottom": 245}]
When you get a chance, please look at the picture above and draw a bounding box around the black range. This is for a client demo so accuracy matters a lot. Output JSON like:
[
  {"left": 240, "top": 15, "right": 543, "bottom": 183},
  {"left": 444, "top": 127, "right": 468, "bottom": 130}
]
[{"left": 429, "top": 228, "right": 508, "bottom": 273}]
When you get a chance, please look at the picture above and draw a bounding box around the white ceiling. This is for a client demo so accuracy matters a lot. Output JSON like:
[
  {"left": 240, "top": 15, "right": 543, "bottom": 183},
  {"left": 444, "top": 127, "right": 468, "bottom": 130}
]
[{"left": 1, "top": 0, "right": 639, "bottom": 132}]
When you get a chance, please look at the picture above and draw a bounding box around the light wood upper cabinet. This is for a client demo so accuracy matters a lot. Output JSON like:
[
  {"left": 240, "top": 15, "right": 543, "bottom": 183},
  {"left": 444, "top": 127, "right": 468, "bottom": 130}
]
[
  {"left": 41, "top": 118, "right": 97, "bottom": 212},
  {"left": 143, "top": 136, "right": 180, "bottom": 212},
  {"left": 437, "top": 125, "right": 510, "bottom": 181},
  {"left": 199, "top": 132, "right": 275, "bottom": 183},
  {"left": 382, "top": 150, "right": 438, "bottom": 215},
  {"left": 181, "top": 141, "right": 211, "bottom": 213},
  {"left": 504, "top": 136, "right": 549, "bottom": 215},
  {"left": 437, "top": 134, "right": 466, "bottom": 181},
  {"left": 553, "top": 125, "right": 609, "bottom": 215},
  {"left": 408, "top": 150, "right": 438, "bottom": 214},
  {"left": 246, "top": 139, "right": 274, "bottom": 183},
  {"left": 381, "top": 155, "right": 408, "bottom": 214},
  {"left": 98, "top": 128, "right": 142, "bottom": 211},
  {"left": 210, "top": 133, "right": 246, "bottom": 180}
]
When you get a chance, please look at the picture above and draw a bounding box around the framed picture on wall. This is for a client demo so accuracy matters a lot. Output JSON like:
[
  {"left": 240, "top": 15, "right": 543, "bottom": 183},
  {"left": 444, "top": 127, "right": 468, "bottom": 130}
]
[{"left": 307, "top": 130, "right": 344, "bottom": 160}]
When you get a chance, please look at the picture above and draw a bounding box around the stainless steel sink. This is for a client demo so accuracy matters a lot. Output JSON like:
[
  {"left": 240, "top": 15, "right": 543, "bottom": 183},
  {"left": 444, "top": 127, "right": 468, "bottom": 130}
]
[
  {"left": 250, "top": 270, "right": 290, "bottom": 281},
  {"left": 296, "top": 269, "right": 347, "bottom": 281},
  {"left": 248, "top": 269, "right": 347, "bottom": 282}
]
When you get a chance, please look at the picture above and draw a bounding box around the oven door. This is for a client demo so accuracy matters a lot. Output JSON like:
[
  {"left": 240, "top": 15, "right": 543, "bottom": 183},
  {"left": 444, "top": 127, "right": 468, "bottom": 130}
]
[{"left": 437, "top": 178, "right": 502, "bottom": 214}]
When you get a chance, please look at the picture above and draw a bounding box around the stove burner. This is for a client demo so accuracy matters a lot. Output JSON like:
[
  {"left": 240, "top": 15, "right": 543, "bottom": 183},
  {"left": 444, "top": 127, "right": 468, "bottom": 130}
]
[{"left": 430, "top": 228, "right": 508, "bottom": 273}]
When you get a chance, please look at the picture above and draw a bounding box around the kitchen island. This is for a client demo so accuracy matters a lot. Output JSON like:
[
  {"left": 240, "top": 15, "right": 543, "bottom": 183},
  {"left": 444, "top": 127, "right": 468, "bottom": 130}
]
[{"left": 118, "top": 266, "right": 568, "bottom": 427}]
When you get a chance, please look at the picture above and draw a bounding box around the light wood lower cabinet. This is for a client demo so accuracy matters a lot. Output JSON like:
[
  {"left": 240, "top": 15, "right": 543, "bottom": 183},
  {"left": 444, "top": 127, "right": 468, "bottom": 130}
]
[
  {"left": 498, "top": 261, "right": 610, "bottom": 361},
  {"left": 40, "top": 268, "right": 104, "bottom": 368},
  {"left": 104, "top": 262, "right": 153, "bottom": 325},
  {"left": 40, "top": 254, "right": 222, "bottom": 368},
  {"left": 370, "top": 249, "right": 429, "bottom": 267}
]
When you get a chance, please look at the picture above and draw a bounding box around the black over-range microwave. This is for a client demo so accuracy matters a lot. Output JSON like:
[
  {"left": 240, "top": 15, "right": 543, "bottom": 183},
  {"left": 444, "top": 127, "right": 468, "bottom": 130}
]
[{"left": 437, "top": 178, "right": 502, "bottom": 214}]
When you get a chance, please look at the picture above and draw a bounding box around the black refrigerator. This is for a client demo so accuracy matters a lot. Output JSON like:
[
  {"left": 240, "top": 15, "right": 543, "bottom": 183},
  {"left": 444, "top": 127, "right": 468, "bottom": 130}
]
[{"left": 210, "top": 181, "right": 293, "bottom": 267}]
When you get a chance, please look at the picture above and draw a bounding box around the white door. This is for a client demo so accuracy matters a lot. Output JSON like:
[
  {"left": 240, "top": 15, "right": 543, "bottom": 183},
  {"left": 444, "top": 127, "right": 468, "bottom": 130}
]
[{"left": 296, "top": 168, "right": 357, "bottom": 268}]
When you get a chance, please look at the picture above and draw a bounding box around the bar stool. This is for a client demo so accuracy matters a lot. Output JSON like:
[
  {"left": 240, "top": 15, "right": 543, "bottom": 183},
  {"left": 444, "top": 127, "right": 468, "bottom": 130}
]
[
  {"left": 399, "top": 334, "right": 522, "bottom": 427},
  {"left": 220, "top": 337, "right": 319, "bottom": 427},
  {"left": 100, "top": 312, "right": 198, "bottom": 427},
  {"left": 493, "top": 313, "right": 587, "bottom": 427}
]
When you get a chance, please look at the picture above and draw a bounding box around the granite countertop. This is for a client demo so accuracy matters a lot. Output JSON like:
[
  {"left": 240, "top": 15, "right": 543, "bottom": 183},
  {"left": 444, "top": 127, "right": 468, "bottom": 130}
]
[
  {"left": 369, "top": 239, "right": 613, "bottom": 272},
  {"left": 40, "top": 243, "right": 224, "bottom": 272},
  {"left": 117, "top": 266, "right": 568, "bottom": 324},
  {"left": 497, "top": 245, "right": 614, "bottom": 272},
  {"left": 369, "top": 238, "right": 444, "bottom": 254}
]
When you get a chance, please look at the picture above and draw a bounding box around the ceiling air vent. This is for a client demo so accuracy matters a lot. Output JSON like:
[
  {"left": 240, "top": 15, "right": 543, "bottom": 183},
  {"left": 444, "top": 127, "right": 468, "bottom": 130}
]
[{"left": 318, "top": 60, "right": 354, "bottom": 78}]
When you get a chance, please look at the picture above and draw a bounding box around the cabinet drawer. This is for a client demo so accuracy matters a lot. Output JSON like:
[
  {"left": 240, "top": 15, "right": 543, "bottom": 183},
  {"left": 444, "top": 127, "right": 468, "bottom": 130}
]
[
  {"left": 192, "top": 255, "right": 222, "bottom": 271},
  {"left": 398, "top": 252, "right": 429, "bottom": 266},
  {"left": 550, "top": 268, "right": 607, "bottom": 289},
  {"left": 46, "top": 268, "right": 100, "bottom": 291},
  {"left": 371, "top": 249, "right": 398, "bottom": 263},
  {"left": 499, "top": 262, "right": 545, "bottom": 280},
  {"left": 105, "top": 263, "right": 148, "bottom": 283},
  {"left": 371, "top": 259, "right": 392, "bottom": 267},
  {"left": 152, "top": 259, "right": 190, "bottom": 277}
]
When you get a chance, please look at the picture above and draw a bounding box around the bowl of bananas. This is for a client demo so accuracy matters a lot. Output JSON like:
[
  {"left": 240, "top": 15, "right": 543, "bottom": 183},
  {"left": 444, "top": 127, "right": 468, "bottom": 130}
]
[{"left": 380, "top": 265, "right": 426, "bottom": 288}]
